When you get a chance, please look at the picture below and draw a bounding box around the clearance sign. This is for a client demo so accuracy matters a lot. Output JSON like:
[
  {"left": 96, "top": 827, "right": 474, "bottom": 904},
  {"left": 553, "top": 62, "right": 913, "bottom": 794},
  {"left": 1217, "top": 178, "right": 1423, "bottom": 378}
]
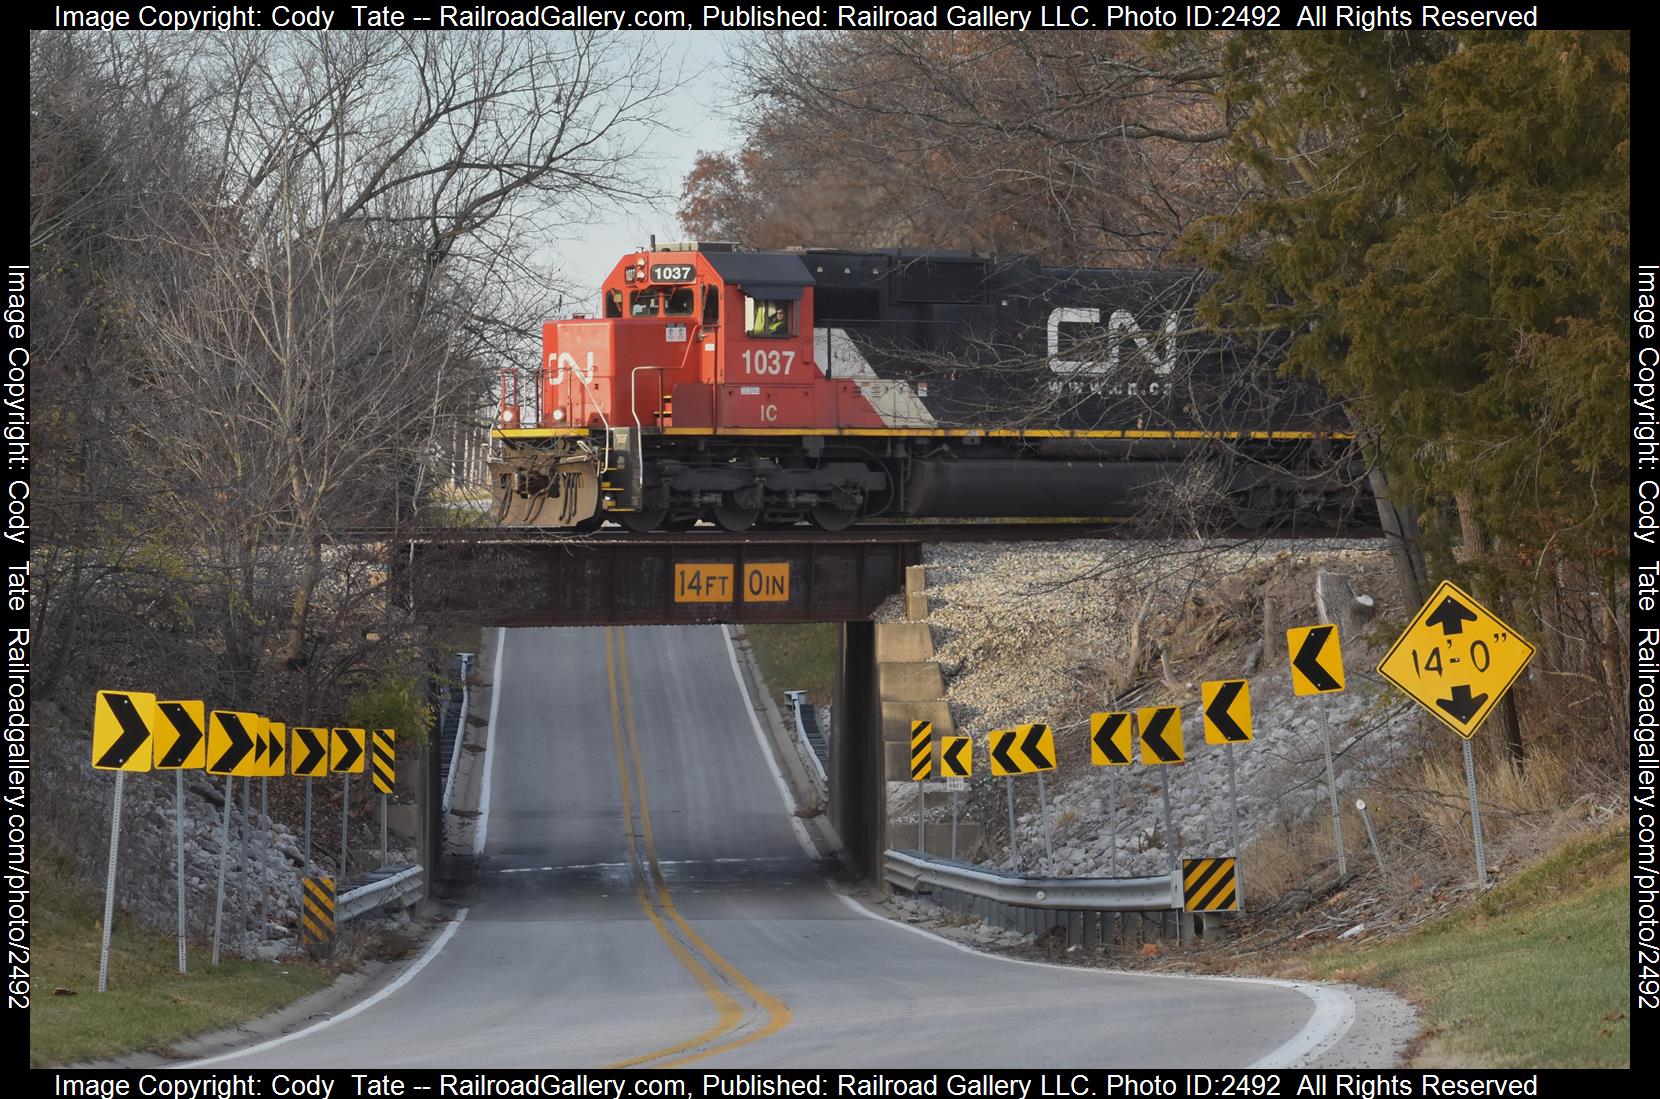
[{"left": 674, "top": 563, "right": 789, "bottom": 603}]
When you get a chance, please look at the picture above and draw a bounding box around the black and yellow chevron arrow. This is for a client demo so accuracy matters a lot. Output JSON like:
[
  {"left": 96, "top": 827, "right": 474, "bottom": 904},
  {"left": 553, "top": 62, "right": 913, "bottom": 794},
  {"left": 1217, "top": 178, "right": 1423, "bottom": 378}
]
[
  {"left": 1090, "top": 711, "right": 1133, "bottom": 766},
  {"left": 909, "top": 720, "right": 933, "bottom": 781},
  {"left": 1136, "top": 706, "right": 1185, "bottom": 765},
  {"left": 988, "top": 724, "right": 1055, "bottom": 776},
  {"left": 1183, "top": 857, "right": 1239, "bottom": 911},
  {"left": 939, "top": 735, "right": 971, "bottom": 778}
]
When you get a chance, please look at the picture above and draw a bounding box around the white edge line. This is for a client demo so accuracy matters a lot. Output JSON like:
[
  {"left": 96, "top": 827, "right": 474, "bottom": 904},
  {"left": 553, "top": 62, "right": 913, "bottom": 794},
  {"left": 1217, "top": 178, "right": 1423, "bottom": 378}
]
[
  {"left": 473, "top": 626, "right": 507, "bottom": 856},
  {"left": 722, "top": 626, "right": 817, "bottom": 856},
  {"left": 825, "top": 887, "right": 1357, "bottom": 1069},
  {"left": 181, "top": 909, "right": 469, "bottom": 1068}
]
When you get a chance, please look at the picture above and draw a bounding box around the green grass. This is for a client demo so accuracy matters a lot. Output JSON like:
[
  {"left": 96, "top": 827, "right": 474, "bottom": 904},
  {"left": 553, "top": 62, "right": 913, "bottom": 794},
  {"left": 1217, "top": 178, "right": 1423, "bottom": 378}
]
[
  {"left": 745, "top": 622, "right": 839, "bottom": 706},
  {"left": 1291, "top": 825, "right": 1630, "bottom": 1068},
  {"left": 28, "top": 849, "right": 333, "bottom": 1067}
]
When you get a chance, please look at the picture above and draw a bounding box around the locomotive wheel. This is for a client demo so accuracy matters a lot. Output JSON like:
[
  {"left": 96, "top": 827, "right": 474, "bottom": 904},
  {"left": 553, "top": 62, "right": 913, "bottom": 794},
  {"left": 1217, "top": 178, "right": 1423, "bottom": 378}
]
[
  {"left": 615, "top": 501, "right": 668, "bottom": 533},
  {"left": 712, "top": 493, "right": 761, "bottom": 532},
  {"left": 810, "top": 502, "right": 860, "bottom": 531},
  {"left": 664, "top": 513, "right": 700, "bottom": 532},
  {"left": 571, "top": 513, "right": 604, "bottom": 534}
]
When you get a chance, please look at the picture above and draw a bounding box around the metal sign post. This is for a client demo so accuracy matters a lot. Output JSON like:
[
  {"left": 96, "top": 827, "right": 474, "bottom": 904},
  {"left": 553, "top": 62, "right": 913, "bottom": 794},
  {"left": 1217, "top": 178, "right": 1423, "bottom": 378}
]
[
  {"left": 381, "top": 792, "right": 389, "bottom": 868},
  {"left": 1225, "top": 744, "right": 1244, "bottom": 909},
  {"left": 96, "top": 772, "right": 126, "bottom": 993},
  {"left": 175, "top": 771, "right": 187, "bottom": 974},
  {"left": 258, "top": 776, "right": 269, "bottom": 945},
  {"left": 1356, "top": 798, "right": 1387, "bottom": 872},
  {"left": 1321, "top": 710, "right": 1347, "bottom": 880},
  {"left": 1158, "top": 768, "right": 1177, "bottom": 876},
  {"left": 238, "top": 776, "right": 252, "bottom": 958},
  {"left": 949, "top": 788, "right": 959, "bottom": 861},
  {"left": 211, "top": 776, "right": 233, "bottom": 966},
  {"left": 1462, "top": 740, "right": 1489, "bottom": 888},
  {"left": 303, "top": 778, "right": 313, "bottom": 882},
  {"left": 1036, "top": 772, "right": 1054, "bottom": 876},
  {"left": 339, "top": 774, "right": 351, "bottom": 887},
  {"left": 1108, "top": 769, "right": 1119, "bottom": 877},
  {"left": 1004, "top": 777, "right": 1021, "bottom": 873}
]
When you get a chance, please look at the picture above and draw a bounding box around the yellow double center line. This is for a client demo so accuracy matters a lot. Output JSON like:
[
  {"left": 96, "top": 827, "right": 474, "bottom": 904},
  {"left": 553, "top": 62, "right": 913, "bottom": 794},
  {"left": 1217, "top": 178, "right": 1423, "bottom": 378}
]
[{"left": 602, "top": 626, "right": 792, "bottom": 1068}]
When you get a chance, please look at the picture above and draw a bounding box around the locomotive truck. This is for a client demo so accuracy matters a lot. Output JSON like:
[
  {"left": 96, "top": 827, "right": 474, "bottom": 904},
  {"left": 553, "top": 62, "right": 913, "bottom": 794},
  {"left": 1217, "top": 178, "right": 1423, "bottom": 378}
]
[{"left": 489, "top": 243, "right": 1364, "bottom": 533}]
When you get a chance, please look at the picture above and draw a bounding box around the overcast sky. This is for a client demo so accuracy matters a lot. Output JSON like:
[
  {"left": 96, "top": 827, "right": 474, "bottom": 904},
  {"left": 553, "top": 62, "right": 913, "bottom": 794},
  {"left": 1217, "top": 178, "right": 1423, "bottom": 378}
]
[{"left": 546, "top": 31, "right": 747, "bottom": 305}]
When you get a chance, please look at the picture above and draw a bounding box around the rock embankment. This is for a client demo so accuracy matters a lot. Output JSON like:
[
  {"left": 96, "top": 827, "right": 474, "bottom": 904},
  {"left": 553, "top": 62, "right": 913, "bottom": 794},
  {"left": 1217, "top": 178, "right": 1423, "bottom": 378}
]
[{"left": 878, "top": 538, "right": 1426, "bottom": 880}]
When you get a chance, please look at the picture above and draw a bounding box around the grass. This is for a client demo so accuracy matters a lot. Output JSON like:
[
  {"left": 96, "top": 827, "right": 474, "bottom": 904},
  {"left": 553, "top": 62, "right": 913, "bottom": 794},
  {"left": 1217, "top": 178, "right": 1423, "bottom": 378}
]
[
  {"left": 744, "top": 622, "right": 839, "bottom": 705},
  {"left": 28, "top": 849, "right": 333, "bottom": 1067},
  {"left": 1282, "top": 824, "right": 1631, "bottom": 1068}
]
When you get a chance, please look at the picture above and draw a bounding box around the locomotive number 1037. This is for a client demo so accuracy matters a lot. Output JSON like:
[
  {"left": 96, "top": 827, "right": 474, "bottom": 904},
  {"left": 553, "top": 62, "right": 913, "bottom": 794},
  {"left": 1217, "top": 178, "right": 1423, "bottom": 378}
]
[{"left": 742, "top": 349, "right": 796, "bottom": 376}]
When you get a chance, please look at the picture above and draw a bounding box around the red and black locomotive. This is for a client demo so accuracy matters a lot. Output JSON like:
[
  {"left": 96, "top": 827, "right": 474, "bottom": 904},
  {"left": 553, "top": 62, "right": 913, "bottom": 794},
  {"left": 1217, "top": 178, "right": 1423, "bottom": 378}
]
[{"left": 490, "top": 243, "right": 1361, "bottom": 532}]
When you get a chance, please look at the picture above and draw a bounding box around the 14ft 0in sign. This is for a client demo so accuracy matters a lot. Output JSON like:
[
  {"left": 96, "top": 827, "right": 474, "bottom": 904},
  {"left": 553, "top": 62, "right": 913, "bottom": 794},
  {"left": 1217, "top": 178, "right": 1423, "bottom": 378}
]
[{"left": 1377, "top": 580, "right": 1535, "bottom": 739}]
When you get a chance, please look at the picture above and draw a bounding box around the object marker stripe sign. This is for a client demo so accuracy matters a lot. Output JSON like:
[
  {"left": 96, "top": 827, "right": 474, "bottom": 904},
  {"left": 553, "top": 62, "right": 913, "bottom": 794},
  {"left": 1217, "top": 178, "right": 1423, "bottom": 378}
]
[
  {"left": 910, "top": 720, "right": 932, "bottom": 781},
  {"left": 371, "top": 729, "right": 396, "bottom": 795}
]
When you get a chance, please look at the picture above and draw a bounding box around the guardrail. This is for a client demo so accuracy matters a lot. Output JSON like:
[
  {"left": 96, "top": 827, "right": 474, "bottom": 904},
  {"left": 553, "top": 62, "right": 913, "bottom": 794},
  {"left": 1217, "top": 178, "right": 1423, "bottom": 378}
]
[
  {"left": 884, "top": 849, "right": 1192, "bottom": 946},
  {"left": 784, "top": 689, "right": 827, "bottom": 784},
  {"left": 338, "top": 864, "right": 424, "bottom": 923},
  {"left": 885, "top": 849, "right": 1181, "bottom": 910},
  {"left": 441, "top": 653, "right": 474, "bottom": 816}
]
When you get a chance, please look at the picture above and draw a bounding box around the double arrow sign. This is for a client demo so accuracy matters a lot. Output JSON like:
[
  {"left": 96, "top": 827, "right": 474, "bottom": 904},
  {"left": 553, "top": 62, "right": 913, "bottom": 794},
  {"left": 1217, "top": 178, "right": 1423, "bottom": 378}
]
[
  {"left": 1088, "top": 681, "right": 1253, "bottom": 768},
  {"left": 1088, "top": 708, "right": 1185, "bottom": 765},
  {"left": 988, "top": 724, "right": 1054, "bottom": 776}
]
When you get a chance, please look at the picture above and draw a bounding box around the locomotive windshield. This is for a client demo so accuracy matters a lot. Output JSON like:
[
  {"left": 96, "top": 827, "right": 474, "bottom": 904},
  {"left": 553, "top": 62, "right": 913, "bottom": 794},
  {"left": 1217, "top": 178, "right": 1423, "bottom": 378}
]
[{"left": 665, "top": 287, "right": 695, "bottom": 316}]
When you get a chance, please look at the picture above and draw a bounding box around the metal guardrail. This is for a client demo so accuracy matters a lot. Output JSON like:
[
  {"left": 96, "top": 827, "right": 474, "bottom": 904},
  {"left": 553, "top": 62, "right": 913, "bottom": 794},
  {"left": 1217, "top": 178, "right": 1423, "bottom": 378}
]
[
  {"left": 885, "top": 849, "right": 1182, "bottom": 912},
  {"left": 441, "top": 653, "right": 474, "bottom": 816},
  {"left": 338, "top": 864, "right": 424, "bottom": 923},
  {"left": 784, "top": 689, "right": 827, "bottom": 784}
]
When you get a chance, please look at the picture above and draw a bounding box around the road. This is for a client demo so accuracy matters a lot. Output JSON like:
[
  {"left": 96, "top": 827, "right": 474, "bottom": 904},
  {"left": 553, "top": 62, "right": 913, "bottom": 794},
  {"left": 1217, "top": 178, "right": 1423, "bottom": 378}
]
[{"left": 196, "top": 625, "right": 1347, "bottom": 1068}]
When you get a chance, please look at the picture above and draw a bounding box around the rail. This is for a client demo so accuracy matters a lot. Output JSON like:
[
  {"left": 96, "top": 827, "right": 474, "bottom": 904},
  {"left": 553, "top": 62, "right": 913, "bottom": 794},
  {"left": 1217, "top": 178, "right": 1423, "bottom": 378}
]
[
  {"left": 884, "top": 849, "right": 1181, "bottom": 912},
  {"left": 338, "top": 864, "right": 424, "bottom": 923}
]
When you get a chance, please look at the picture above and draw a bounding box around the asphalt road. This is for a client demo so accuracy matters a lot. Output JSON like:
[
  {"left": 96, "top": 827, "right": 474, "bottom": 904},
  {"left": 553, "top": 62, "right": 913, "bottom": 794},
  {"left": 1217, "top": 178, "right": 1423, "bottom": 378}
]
[{"left": 196, "top": 625, "right": 1349, "bottom": 1069}]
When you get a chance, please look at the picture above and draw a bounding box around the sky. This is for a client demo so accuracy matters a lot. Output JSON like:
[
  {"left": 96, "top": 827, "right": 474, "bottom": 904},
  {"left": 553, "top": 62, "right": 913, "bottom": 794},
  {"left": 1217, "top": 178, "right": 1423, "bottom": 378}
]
[{"left": 545, "top": 31, "right": 748, "bottom": 305}]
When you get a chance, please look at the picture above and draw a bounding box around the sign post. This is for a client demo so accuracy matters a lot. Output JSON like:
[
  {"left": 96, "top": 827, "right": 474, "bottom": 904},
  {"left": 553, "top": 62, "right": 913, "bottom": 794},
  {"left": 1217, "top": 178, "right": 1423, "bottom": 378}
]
[
  {"left": 92, "top": 690, "right": 157, "bottom": 992},
  {"left": 1377, "top": 580, "right": 1535, "bottom": 889},
  {"left": 332, "top": 728, "right": 367, "bottom": 887},
  {"left": 207, "top": 709, "right": 259, "bottom": 965},
  {"left": 989, "top": 725, "right": 1055, "bottom": 876},
  {"left": 155, "top": 699, "right": 205, "bottom": 974},
  {"left": 1135, "top": 705, "right": 1184, "bottom": 871},
  {"left": 1288, "top": 625, "right": 1347, "bottom": 879},
  {"left": 939, "top": 736, "right": 971, "bottom": 861},
  {"left": 1201, "top": 680, "right": 1252, "bottom": 910},
  {"left": 1090, "top": 711, "right": 1133, "bottom": 878}
]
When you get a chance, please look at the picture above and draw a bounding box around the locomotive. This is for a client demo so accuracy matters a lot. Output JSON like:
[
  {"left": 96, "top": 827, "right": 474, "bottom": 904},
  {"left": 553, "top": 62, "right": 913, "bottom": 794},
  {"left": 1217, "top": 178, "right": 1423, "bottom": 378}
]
[{"left": 490, "top": 243, "right": 1364, "bottom": 532}]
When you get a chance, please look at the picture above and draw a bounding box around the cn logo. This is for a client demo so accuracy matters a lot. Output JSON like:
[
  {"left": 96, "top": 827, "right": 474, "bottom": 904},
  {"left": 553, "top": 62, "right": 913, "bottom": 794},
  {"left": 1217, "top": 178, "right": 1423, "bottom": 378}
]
[
  {"left": 547, "top": 351, "right": 596, "bottom": 386},
  {"left": 1046, "top": 307, "right": 1179, "bottom": 393}
]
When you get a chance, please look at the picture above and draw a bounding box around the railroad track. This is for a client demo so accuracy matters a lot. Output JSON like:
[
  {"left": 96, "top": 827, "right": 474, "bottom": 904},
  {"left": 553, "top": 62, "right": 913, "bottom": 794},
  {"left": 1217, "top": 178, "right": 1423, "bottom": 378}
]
[{"left": 346, "top": 519, "right": 1383, "bottom": 546}]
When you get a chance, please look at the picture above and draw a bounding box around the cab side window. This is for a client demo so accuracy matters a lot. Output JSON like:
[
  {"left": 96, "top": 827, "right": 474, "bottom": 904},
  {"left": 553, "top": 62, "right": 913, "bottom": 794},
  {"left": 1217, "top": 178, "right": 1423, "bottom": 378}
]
[
  {"left": 665, "top": 287, "right": 695, "bottom": 317},
  {"left": 745, "top": 297, "right": 793, "bottom": 338},
  {"left": 605, "top": 289, "right": 623, "bottom": 318},
  {"left": 703, "top": 286, "right": 720, "bottom": 325}
]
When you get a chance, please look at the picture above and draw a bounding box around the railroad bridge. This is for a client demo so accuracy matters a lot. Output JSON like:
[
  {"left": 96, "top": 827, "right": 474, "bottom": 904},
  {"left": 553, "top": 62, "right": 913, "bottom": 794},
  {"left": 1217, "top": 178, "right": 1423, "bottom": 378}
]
[{"left": 398, "top": 524, "right": 1131, "bottom": 880}]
